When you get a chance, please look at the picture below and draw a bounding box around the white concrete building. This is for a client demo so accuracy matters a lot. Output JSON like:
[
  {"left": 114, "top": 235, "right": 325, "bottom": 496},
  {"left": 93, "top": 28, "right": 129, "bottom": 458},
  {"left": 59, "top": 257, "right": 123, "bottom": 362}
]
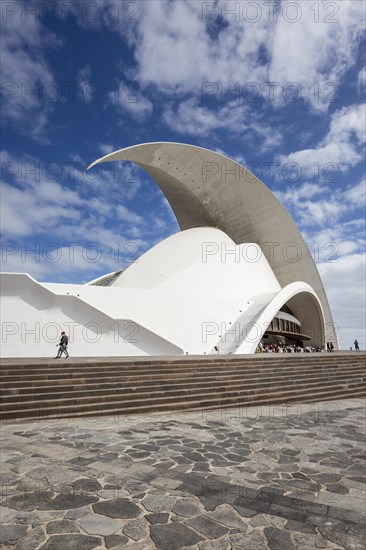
[{"left": 0, "top": 143, "right": 338, "bottom": 357}]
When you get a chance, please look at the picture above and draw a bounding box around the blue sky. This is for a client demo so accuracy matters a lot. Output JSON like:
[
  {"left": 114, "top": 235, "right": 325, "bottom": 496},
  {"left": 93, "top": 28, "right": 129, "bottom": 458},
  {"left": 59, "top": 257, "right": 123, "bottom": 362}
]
[{"left": 1, "top": 0, "right": 365, "bottom": 348}]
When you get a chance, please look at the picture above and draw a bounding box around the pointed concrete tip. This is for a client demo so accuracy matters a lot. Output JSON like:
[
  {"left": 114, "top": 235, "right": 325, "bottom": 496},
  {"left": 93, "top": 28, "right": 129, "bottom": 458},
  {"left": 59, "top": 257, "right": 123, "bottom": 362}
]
[
  {"left": 86, "top": 159, "right": 100, "bottom": 171},
  {"left": 87, "top": 149, "right": 123, "bottom": 170}
]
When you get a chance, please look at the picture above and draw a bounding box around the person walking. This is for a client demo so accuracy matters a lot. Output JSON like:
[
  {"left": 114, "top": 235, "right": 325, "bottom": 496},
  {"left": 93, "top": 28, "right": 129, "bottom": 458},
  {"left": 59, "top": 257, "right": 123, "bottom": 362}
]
[
  {"left": 354, "top": 339, "right": 360, "bottom": 351},
  {"left": 55, "top": 331, "right": 69, "bottom": 359}
]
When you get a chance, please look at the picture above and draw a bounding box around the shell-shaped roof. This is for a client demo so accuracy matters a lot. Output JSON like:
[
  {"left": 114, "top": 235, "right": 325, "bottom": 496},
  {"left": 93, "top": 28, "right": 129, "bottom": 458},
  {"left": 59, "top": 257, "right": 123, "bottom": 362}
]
[{"left": 88, "top": 142, "right": 335, "bottom": 337}]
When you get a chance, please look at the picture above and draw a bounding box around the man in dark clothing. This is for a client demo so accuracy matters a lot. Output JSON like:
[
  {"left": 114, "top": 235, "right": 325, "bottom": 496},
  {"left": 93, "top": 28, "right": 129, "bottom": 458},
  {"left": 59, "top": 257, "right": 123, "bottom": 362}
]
[
  {"left": 354, "top": 339, "right": 360, "bottom": 351},
  {"left": 55, "top": 332, "right": 69, "bottom": 359}
]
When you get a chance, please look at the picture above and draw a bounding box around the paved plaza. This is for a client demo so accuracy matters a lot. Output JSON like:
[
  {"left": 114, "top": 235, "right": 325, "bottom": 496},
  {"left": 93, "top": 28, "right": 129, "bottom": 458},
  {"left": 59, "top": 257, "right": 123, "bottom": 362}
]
[{"left": 1, "top": 398, "right": 365, "bottom": 549}]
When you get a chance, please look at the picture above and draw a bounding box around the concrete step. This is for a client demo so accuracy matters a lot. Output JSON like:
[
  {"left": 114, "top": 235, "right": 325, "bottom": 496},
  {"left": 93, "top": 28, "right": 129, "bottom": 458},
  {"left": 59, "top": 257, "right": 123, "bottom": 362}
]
[
  {"left": 2, "top": 385, "right": 365, "bottom": 422},
  {"left": 1, "top": 353, "right": 364, "bottom": 373},
  {"left": 2, "top": 363, "right": 365, "bottom": 394},
  {"left": 1, "top": 375, "right": 364, "bottom": 412},
  {"left": 1, "top": 357, "right": 364, "bottom": 383},
  {"left": 1, "top": 354, "right": 365, "bottom": 421},
  {"left": 1, "top": 368, "right": 364, "bottom": 402}
]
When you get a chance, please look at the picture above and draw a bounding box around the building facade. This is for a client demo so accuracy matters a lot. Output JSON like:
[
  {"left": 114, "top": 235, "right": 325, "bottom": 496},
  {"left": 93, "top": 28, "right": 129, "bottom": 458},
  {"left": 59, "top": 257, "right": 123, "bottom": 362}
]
[{"left": 1, "top": 143, "right": 338, "bottom": 357}]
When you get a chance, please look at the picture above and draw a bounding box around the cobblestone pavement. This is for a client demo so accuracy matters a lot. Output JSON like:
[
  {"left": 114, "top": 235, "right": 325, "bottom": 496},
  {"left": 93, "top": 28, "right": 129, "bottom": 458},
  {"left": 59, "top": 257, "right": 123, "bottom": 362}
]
[{"left": 1, "top": 399, "right": 365, "bottom": 549}]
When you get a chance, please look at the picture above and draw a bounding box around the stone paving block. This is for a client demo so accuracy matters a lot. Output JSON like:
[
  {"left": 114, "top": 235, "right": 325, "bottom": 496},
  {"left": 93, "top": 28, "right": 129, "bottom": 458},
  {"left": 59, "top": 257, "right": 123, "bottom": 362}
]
[
  {"left": 96, "top": 489, "right": 130, "bottom": 500},
  {"left": 141, "top": 494, "right": 176, "bottom": 512},
  {"left": 0, "top": 525, "right": 28, "bottom": 545},
  {"left": 172, "top": 498, "right": 202, "bottom": 517},
  {"left": 39, "top": 493, "right": 99, "bottom": 510},
  {"left": 206, "top": 504, "right": 248, "bottom": 530},
  {"left": 270, "top": 502, "right": 312, "bottom": 524},
  {"left": 104, "top": 533, "right": 130, "bottom": 548},
  {"left": 64, "top": 505, "right": 90, "bottom": 520},
  {"left": 124, "top": 480, "right": 151, "bottom": 494},
  {"left": 231, "top": 530, "right": 269, "bottom": 550},
  {"left": 325, "top": 506, "right": 366, "bottom": 525},
  {"left": 145, "top": 512, "right": 170, "bottom": 524},
  {"left": 198, "top": 537, "right": 231, "bottom": 550},
  {"left": 285, "top": 519, "right": 317, "bottom": 533},
  {"left": 38, "top": 534, "right": 102, "bottom": 549},
  {"left": 263, "top": 514, "right": 287, "bottom": 529},
  {"left": 1, "top": 398, "right": 365, "bottom": 550},
  {"left": 72, "top": 478, "right": 102, "bottom": 493},
  {"left": 264, "top": 525, "right": 296, "bottom": 550},
  {"left": 46, "top": 519, "right": 80, "bottom": 533},
  {"left": 0, "top": 510, "right": 34, "bottom": 525},
  {"left": 150, "top": 523, "right": 204, "bottom": 549},
  {"left": 150, "top": 476, "right": 182, "bottom": 490},
  {"left": 250, "top": 514, "right": 269, "bottom": 527},
  {"left": 291, "top": 531, "right": 329, "bottom": 548},
  {"left": 3, "top": 491, "right": 54, "bottom": 512},
  {"left": 318, "top": 528, "right": 366, "bottom": 550},
  {"left": 185, "top": 515, "right": 229, "bottom": 539},
  {"left": 79, "top": 512, "right": 122, "bottom": 535},
  {"left": 122, "top": 517, "right": 149, "bottom": 540},
  {"left": 93, "top": 498, "right": 141, "bottom": 518},
  {"left": 17, "top": 526, "right": 46, "bottom": 550}
]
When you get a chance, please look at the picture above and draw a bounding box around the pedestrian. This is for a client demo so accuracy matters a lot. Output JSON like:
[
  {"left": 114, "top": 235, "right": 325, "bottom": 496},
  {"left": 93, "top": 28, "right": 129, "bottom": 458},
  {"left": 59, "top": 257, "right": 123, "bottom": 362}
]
[
  {"left": 327, "top": 342, "right": 331, "bottom": 353},
  {"left": 354, "top": 339, "right": 359, "bottom": 351},
  {"left": 330, "top": 342, "right": 334, "bottom": 352},
  {"left": 55, "top": 331, "right": 69, "bottom": 359}
]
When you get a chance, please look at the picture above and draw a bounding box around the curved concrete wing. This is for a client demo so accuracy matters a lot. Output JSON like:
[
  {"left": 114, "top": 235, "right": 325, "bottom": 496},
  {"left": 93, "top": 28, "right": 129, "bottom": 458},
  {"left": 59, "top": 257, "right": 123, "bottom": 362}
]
[{"left": 88, "top": 142, "right": 337, "bottom": 348}]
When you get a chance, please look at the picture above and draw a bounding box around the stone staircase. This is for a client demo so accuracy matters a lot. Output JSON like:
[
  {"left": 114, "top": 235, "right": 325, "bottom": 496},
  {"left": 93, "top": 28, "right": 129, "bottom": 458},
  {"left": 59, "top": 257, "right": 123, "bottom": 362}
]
[{"left": 1, "top": 354, "right": 365, "bottom": 422}]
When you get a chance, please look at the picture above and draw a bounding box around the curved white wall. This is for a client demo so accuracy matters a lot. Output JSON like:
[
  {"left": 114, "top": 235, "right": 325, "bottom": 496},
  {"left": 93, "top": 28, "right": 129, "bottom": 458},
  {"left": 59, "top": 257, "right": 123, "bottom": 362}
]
[
  {"left": 1, "top": 228, "right": 323, "bottom": 358},
  {"left": 88, "top": 142, "right": 337, "bottom": 349}
]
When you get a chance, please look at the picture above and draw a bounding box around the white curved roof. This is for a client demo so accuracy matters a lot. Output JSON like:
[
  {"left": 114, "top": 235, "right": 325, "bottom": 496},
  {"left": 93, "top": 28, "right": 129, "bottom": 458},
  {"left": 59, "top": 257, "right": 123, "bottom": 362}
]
[{"left": 88, "top": 142, "right": 335, "bottom": 337}]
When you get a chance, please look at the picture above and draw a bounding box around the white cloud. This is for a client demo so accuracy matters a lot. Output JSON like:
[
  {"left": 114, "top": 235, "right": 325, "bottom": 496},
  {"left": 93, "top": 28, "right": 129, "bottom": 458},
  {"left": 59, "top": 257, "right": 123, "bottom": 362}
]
[
  {"left": 0, "top": 2, "right": 61, "bottom": 141},
  {"left": 275, "top": 182, "right": 328, "bottom": 204},
  {"left": 116, "top": 204, "right": 144, "bottom": 225},
  {"left": 99, "top": 143, "right": 115, "bottom": 155},
  {"left": 1, "top": 149, "right": 178, "bottom": 284},
  {"left": 1, "top": 178, "right": 82, "bottom": 238},
  {"left": 163, "top": 98, "right": 283, "bottom": 149},
  {"left": 214, "top": 148, "right": 247, "bottom": 166},
  {"left": 0, "top": 151, "right": 147, "bottom": 242},
  {"left": 358, "top": 67, "right": 366, "bottom": 90},
  {"left": 318, "top": 253, "right": 366, "bottom": 350},
  {"left": 128, "top": 1, "right": 269, "bottom": 94},
  {"left": 0, "top": 242, "right": 125, "bottom": 283},
  {"left": 118, "top": 0, "right": 365, "bottom": 115},
  {"left": 346, "top": 176, "right": 366, "bottom": 206},
  {"left": 268, "top": 1, "right": 365, "bottom": 111},
  {"left": 298, "top": 199, "right": 348, "bottom": 227},
  {"left": 275, "top": 177, "right": 366, "bottom": 242},
  {"left": 163, "top": 98, "right": 249, "bottom": 136},
  {"left": 278, "top": 103, "right": 366, "bottom": 174},
  {"left": 108, "top": 82, "right": 153, "bottom": 122}
]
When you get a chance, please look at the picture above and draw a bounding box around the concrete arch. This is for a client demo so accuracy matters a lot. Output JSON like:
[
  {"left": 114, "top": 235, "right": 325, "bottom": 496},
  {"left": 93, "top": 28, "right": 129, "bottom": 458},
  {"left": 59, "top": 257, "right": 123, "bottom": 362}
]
[
  {"left": 234, "top": 282, "right": 325, "bottom": 354},
  {"left": 88, "top": 142, "right": 337, "bottom": 349}
]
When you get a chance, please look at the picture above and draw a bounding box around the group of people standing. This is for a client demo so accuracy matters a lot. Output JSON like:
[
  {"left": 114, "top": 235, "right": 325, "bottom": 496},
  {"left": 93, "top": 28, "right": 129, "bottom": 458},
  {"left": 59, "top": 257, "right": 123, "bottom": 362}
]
[{"left": 52, "top": 332, "right": 360, "bottom": 359}]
